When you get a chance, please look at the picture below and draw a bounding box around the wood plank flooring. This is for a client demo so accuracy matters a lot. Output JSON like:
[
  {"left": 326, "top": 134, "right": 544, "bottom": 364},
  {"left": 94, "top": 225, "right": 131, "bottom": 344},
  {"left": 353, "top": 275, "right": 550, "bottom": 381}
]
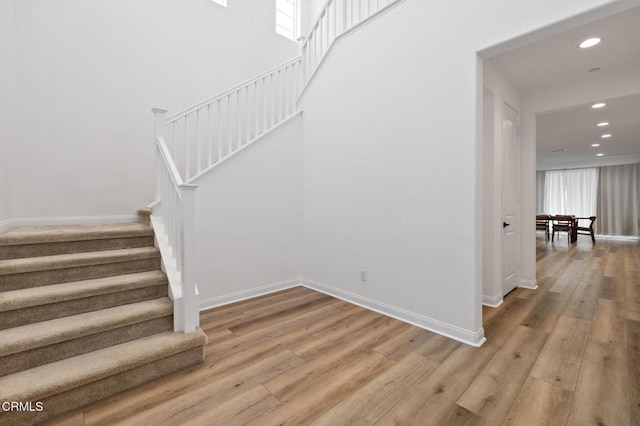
[{"left": 47, "top": 238, "right": 640, "bottom": 425}]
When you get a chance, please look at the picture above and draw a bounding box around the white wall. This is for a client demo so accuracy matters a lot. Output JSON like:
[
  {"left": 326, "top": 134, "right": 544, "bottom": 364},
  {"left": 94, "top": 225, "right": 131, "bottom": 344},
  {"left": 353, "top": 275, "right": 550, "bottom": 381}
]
[
  {"left": 0, "top": 0, "right": 16, "bottom": 229},
  {"left": 195, "top": 115, "right": 303, "bottom": 308},
  {"left": 482, "top": 61, "right": 523, "bottom": 304},
  {"left": 11, "top": 0, "right": 297, "bottom": 223},
  {"left": 299, "top": 0, "right": 622, "bottom": 345}
]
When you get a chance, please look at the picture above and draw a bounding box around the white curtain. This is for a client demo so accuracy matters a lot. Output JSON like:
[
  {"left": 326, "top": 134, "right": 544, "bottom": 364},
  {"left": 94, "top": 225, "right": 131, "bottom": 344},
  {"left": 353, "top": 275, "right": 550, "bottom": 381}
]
[
  {"left": 536, "top": 171, "right": 545, "bottom": 213},
  {"left": 543, "top": 168, "right": 598, "bottom": 217},
  {"left": 597, "top": 163, "right": 640, "bottom": 236}
]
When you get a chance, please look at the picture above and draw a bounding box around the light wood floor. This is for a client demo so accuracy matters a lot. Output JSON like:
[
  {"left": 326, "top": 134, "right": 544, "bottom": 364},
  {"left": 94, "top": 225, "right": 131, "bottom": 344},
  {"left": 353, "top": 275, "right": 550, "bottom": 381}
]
[{"left": 48, "top": 238, "right": 640, "bottom": 425}]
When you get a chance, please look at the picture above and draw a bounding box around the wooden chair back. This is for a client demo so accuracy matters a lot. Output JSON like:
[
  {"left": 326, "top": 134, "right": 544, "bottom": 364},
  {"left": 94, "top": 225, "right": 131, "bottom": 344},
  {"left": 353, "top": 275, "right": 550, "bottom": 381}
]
[
  {"left": 536, "top": 214, "right": 550, "bottom": 240},
  {"left": 576, "top": 216, "right": 597, "bottom": 243},
  {"left": 552, "top": 215, "right": 574, "bottom": 243}
]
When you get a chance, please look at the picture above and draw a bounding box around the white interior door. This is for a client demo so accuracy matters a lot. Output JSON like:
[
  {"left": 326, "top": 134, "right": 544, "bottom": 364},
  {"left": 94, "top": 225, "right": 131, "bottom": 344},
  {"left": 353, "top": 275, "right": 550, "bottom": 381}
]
[{"left": 502, "top": 103, "right": 519, "bottom": 296}]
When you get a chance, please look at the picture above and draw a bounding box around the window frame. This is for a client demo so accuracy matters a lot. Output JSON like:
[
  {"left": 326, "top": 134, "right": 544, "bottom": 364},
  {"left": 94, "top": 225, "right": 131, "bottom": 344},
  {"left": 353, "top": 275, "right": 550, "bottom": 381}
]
[{"left": 275, "top": 0, "right": 300, "bottom": 41}]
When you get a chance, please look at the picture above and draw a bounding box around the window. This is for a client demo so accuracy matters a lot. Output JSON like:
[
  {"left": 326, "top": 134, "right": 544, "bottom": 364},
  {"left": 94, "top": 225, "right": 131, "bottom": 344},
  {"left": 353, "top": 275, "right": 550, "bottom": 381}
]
[
  {"left": 276, "top": 0, "right": 299, "bottom": 41},
  {"left": 211, "top": 0, "right": 227, "bottom": 7}
]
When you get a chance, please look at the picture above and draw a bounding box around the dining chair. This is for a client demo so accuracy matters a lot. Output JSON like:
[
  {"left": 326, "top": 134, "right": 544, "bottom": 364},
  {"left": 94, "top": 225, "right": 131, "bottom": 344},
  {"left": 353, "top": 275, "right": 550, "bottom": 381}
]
[
  {"left": 536, "top": 214, "right": 550, "bottom": 241},
  {"left": 551, "top": 215, "right": 573, "bottom": 243},
  {"left": 575, "top": 216, "right": 597, "bottom": 244}
]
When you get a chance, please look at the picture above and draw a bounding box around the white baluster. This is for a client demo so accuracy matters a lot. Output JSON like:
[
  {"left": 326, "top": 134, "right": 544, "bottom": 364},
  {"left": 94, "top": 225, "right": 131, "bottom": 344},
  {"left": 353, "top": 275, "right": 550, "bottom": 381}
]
[
  {"left": 284, "top": 65, "right": 290, "bottom": 116},
  {"left": 343, "top": 0, "right": 348, "bottom": 34},
  {"left": 207, "top": 104, "right": 212, "bottom": 168},
  {"left": 330, "top": 1, "right": 336, "bottom": 44},
  {"left": 245, "top": 84, "right": 250, "bottom": 142},
  {"left": 196, "top": 109, "right": 201, "bottom": 175},
  {"left": 262, "top": 77, "right": 268, "bottom": 134},
  {"left": 270, "top": 74, "right": 276, "bottom": 127},
  {"left": 304, "top": 39, "right": 310, "bottom": 81},
  {"left": 292, "top": 61, "right": 299, "bottom": 109},
  {"left": 184, "top": 116, "right": 190, "bottom": 181},
  {"left": 227, "top": 94, "right": 232, "bottom": 156},
  {"left": 254, "top": 81, "right": 260, "bottom": 138},
  {"left": 171, "top": 122, "right": 176, "bottom": 159},
  {"left": 236, "top": 90, "right": 241, "bottom": 149},
  {"left": 173, "top": 189, "right": 179, "bottom": 270},
  {"left": 217, "top": 100, "right": 222, "bottom": 163},
  {"left": 278, "top": 69, "right": 284, "bottom": 122}
]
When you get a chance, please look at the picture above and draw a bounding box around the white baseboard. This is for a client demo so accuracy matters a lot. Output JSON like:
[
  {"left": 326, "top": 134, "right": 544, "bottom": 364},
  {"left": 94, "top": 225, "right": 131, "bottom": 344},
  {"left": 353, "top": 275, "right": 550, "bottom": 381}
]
[
  {"left": 300, "top": 278, "right": 486, "bottom": 347},
  {"left": 199, "top": 278, "right": 301, "bottom": 311},
  {"left": 14, "top": 215, "right": 138, "bottom": 227},
  {"left": 482, "top": 294, "right": 503, "bottom": 308},
  {"left": 595, "top": 234, "right": 640, "bottom": 242},
  {"left": 0, "top": 218, "right": 16, "bottom": 234},
  {"left": 518, "top": 279, "right": 538, "bottom": 290}
]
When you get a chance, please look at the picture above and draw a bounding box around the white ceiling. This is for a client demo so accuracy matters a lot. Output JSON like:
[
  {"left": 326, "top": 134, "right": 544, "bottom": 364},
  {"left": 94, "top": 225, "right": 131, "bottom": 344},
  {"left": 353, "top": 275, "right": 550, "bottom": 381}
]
[
  {"left": 488, "top": 6, "right": 640, "bottom": 167},
  {"left": 536, "top": 93, "right": 640, "bottom": 164}
]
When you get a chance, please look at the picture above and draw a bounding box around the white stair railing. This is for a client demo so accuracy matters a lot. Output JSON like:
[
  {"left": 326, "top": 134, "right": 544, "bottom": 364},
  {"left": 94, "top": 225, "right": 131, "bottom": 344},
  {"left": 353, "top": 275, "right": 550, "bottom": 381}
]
[
  {"left": 163, "top": 57, "right": 303, "bottom": 183},
  {"left": 301, "top": 0, "right": 402, "bottom": 87},
  {"left": 149, "top": 0, "right": 403, "bottom": 333},
  {"left": 151, "top": 108, "right": 199, "bottom": 334}
]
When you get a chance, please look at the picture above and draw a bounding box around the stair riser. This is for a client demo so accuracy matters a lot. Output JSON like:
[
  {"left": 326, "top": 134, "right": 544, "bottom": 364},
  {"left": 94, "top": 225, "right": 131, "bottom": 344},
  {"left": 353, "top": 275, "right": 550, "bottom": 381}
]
[
  {"left": 2, "top": 346, "right": 204, "bottom": 426},
  {"left": 0, "top": 237, "right": 154, "bottom": 260},
  {"left": 0, "top": 285, "right": 168, "bottom": 330},
  {"left": 0, "top": 316, "right": 173, "bottom": 377},
  {"left": 0, "top": 258, "right": 161, "bottom": 291}
]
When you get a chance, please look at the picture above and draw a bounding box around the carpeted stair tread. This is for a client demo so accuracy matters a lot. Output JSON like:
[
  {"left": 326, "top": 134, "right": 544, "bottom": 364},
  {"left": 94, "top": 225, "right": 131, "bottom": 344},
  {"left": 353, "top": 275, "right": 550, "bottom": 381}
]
[
  {"left": 0, "top": 298, "right": 173, "bottom": 357},
  {"left": 0, "top": 329, "right": 208, "bottom": 403},
  {"left": 0, "top": 223, "right": 153, "bottom": 246},
  {"left": 0, "top": 247, "right": 159, "bottom": 276},
  {"left": 0, "top": 271, "right": 167, "bottom": 313}
]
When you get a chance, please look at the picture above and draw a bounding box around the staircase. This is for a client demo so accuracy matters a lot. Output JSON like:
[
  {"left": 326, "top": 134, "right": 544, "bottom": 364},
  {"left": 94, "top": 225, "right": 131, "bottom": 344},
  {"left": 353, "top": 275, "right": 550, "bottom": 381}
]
[{"left": 0, "top": 214, "right": 207, "bottom": 426}]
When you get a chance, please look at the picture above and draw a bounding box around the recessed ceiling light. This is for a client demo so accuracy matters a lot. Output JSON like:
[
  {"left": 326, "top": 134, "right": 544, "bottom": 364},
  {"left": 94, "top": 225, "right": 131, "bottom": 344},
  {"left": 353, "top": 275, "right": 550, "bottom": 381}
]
[
  {"left": 601, "top": 134, "right": 612, "bottom": 138},
  {"left": 596, "top": 153, "right": 604, "bottom": 157},
  {"left": 592, "top": 102, "right": 606, "bottom": 109},
  {"left": 591, "top": 143, "right": 600, "bottom": 147},
  {"left": 580, "top": 38, "right": 602, "bottom": 48},
  {"left": 597, "top": 122, "right": 609, "bottom": 127}
]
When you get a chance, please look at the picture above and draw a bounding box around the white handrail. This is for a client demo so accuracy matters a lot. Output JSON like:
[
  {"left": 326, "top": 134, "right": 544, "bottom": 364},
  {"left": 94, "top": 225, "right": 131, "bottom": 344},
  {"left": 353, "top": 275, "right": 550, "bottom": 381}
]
[
  {"left": 300, "top": 0, "right": 403, "bottom": 86},
  {"left": 167, "top": 56, "right": 302, "bottom": 123},
  {"left": 163, "top": 57, "right": 303, "bottom": 183}
]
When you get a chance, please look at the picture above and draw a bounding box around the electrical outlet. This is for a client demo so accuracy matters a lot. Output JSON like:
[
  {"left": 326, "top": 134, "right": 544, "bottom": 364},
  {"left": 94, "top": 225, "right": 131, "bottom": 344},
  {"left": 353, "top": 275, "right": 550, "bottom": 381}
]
[{"left": 360, "top": 270, "right": 367, "bottom": 282}]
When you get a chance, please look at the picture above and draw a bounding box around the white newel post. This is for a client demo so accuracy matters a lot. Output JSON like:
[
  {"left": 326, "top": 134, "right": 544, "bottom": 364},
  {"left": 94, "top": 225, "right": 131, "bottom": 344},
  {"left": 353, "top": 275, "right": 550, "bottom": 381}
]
[
  {"left": 180, "top": 183, "right": 199, "bottom": 333},
  {"left": 152, "top": 108, "right": 167, "bottom": 201},
  {"left": 152, "top": 108, "right": 167, "bottom": 139}
]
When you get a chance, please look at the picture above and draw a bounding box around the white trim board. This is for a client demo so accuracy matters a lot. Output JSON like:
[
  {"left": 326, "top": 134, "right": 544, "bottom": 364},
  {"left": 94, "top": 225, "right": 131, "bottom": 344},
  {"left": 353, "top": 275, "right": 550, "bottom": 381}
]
[
  {"left": 197, "top": 276, "right": 486, "bottom": 347},
  {"left": 595, "top": 234, "right": 640, "bottom": 242},
  {"left": 14, "top": 215, "right": 139, "bottom": 227},
  {"left": 482, "top": 293, "right": 503, "bottom": 308},
  {"left": 0, "top": 218, "right": 16, "bottom": 234},
  {"left": 199, "top": 278, "right": 301, "bottom": 311},
  {"left": 518, "top": 279, "right": 538, "bottom": 290},
  {"left": 300, "top": 278, "right": 486, "bottom": 347}
]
